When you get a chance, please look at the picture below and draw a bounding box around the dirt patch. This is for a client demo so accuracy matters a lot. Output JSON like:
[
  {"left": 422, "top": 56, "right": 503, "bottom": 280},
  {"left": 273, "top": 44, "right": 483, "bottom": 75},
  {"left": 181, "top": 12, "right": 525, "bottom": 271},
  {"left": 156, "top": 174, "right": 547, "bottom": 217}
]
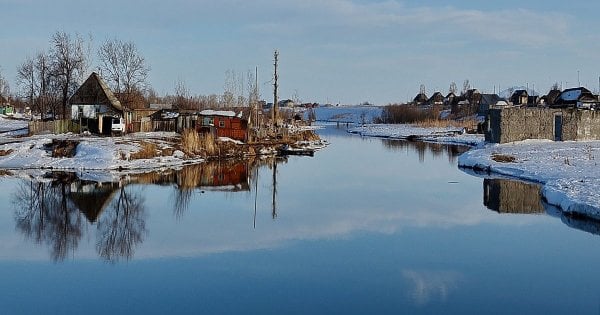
[
  {"left": 492, "top": 154, "right": 517, "bottom": 163},
  {"left": 44, "top": 139, "right": 79, "bottom": 158},
  {"left": 0, "top": 149, "right": 13, "bottom": 156}
]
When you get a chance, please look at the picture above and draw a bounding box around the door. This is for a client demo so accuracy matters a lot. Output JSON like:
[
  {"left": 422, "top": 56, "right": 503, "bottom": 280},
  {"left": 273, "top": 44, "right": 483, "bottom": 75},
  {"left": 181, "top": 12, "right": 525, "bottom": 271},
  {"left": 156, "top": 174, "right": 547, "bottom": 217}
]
[{"left": 554, "top": 113, "right": 563, "bottom": 141}]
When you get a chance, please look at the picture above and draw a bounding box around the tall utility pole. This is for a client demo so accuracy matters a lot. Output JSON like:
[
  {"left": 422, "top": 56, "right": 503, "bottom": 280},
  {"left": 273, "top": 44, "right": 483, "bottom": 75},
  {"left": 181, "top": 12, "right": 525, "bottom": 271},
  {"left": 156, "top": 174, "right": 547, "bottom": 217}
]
[{"left": 272, "top": 50, "right": 279, "bottom": 131}]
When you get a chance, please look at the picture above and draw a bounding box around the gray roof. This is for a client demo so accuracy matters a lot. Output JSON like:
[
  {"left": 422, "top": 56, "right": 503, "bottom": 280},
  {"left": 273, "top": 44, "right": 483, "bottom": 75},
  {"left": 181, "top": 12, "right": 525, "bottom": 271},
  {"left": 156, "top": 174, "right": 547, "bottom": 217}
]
[{"left": 69, "top": 72, "right": 123, "bottom": 111}]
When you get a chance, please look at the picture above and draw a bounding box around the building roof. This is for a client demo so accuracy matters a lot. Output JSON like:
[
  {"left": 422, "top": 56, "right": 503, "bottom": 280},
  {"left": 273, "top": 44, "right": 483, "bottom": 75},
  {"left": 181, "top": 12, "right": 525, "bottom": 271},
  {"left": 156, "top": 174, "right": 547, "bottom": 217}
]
[
  {"left": 555, "top": 87, "right": 597, "bottom": 104},
  {"left": 69, "top": 72, "right": 123, "bottom": 111},
  {"left": 480, "top": 94, "right": 506, "bottom": 106}
]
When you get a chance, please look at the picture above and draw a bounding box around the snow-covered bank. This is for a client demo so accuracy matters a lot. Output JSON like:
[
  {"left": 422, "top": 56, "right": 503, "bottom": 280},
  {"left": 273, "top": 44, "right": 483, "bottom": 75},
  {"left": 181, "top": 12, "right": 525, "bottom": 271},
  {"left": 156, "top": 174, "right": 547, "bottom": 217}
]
[
  {"left": 349, "top": 124, "right": 484, "bottom": 146},
  {"left": 0, "top": 132, "right": 203, "bottom": 179},
  {"left": 459, "top": 140, "right": 600, "bottom": 219}
]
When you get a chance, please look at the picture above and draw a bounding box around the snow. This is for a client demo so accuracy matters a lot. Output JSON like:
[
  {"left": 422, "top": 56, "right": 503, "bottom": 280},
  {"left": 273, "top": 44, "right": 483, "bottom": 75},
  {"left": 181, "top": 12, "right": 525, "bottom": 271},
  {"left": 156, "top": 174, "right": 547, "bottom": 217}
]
[
  {"left": 0, "top": 132, "right": 203, "bottom": 180},
  {"left": 459, "top": 140, "right": 600, "bottom": 219},
  {"left": 199, "top": 110, "right": 237, "bottom": 117},
  {"left": 0, "top": 116, "right": 28, "bottom": 133},
  {"left": 348, "top": 124, "right": 484, "bottom": 146},
  {"left": 309, "top": 106, "right": 383, "bottom": 124},
  {"left": 561, "top": 89, "right": 582, "bottom": 101}
]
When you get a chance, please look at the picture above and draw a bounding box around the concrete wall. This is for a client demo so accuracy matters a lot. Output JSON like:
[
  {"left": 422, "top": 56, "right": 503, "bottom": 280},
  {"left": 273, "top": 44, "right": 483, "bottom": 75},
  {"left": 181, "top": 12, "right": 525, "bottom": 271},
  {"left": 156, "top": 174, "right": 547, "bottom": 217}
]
[{"left": 485, "top": 107, "right": 600, "bottom": 143}]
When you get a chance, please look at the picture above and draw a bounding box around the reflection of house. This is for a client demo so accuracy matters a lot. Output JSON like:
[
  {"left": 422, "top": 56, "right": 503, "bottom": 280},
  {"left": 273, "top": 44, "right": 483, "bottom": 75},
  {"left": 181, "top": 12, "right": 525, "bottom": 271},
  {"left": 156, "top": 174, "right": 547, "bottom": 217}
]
[
  {"left": 197, "top": 109, "right": 248, "bottom": 141},
  {"left": 69, "top": 181, "right": 120, "bottom": 222},
  {"left": 483, "top": 178, "right": 544, "bottom": 214},
  {"left": 69, "top": 72, "right": 124, "bottom": 135}
]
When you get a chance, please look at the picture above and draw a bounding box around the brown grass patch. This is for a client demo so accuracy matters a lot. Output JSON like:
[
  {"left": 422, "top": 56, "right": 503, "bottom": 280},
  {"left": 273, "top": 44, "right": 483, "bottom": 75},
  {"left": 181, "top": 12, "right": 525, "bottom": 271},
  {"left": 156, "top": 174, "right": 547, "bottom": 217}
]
[
  {"left": 181, "top": 129, "right": 217, "bottom": 156},
  {"left": 130, "top": 141, "right": 159, "bottom": 159},
  {"left": 415, "top": 118, "right": 477, "bottom": 129},
  {"left": 0, "top": 149, "right": 14, "bottom": 156},
  {"left": 492, "top": 154, "right": 516, "bottom": 163}
]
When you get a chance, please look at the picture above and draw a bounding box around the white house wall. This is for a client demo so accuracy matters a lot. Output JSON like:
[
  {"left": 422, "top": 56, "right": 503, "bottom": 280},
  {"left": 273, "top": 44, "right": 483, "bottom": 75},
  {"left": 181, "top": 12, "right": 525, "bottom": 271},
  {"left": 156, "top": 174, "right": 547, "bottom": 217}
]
[{"left": 71, "top": 104, "right": 111, "bottom": 119}]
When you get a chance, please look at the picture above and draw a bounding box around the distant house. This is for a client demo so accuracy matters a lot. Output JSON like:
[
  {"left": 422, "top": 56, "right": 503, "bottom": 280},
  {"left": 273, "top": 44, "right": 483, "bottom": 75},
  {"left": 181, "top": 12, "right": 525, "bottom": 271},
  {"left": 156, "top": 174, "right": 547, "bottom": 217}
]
[
  {"left": 426, "top": 92, "right": 444, "bottom": 105},
  {"left": 150, "top": 109, "right": 180, "bottom": 132},
  {"left": 510, "top": 90, "right": 528, "bottom": 105},
  {"left": 444, "top": 92, "right": 456, "bottom": 106},
  {"left": 539, "top": 89, "right": 562, "bottom": 106},
  {"left": 552, "top": 87, "right": 600, "bottom": 109},
  {"left": 197, "top": 109, "right": 248, "bottom": 142},
  {"left": 69, "top": 72, "right": 124, "bottom": 135},
  {"left": 278, "top": 99, "right": 295, "bottom": 108},
  {"left": 478, "top": 94, "right": 509, "bottom": 116},
  {"left": 413, "top": 93, "right": 428, "bottom": 106}
]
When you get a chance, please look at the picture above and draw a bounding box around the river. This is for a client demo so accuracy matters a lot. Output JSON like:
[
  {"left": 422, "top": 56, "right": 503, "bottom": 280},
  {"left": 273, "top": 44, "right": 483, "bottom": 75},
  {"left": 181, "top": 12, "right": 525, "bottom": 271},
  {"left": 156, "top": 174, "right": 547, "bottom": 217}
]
[{"left": 1, "top": 124, "right": 600, "bottom": 314}]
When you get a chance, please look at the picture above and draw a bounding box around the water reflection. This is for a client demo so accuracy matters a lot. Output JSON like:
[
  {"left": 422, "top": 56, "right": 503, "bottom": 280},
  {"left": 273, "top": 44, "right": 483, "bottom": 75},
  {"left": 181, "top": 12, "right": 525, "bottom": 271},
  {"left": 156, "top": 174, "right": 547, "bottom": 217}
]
[
  {"left": 483, "top": 178, "right": 545, "bottom": 214},
  {"left": 10, "top": 158, "right": 271, "bottom": 262},
  {"left": 381, "top": 139, "right": 470, "bottom": 163},
  {"left": 402, "top": 270, "right": 464, "bottom": 306},
  {"left": 482, "top": 178, "right": 600, "bottom": 237}
]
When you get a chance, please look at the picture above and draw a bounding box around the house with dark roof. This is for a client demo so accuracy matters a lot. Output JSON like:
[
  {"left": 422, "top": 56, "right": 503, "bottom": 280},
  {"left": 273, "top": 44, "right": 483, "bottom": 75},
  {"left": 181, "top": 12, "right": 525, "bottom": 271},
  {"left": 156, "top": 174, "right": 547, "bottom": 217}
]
[
  {"left": 539, "top": 89, "right": 561, "bottom": 106},
  {"left": 412, "top": 93, "right": 428, "bottom": 106},
  {"left": 69, "top": 72, "right": 125, "bottom": 135},
  {"left": 478, "top": 94, "right": 509, "bottom": 116},
  {"left": 510, "top": 90, "right": 528, "bottom": 105},
  {"left": 552, "top": 87, "right": 600, "bottom": 109},
  {"left": 444, "top": 92, "right": 456, "bottom": 106},
  {"left": 426, "top": 92, "right": 444, "bottom": 105}
]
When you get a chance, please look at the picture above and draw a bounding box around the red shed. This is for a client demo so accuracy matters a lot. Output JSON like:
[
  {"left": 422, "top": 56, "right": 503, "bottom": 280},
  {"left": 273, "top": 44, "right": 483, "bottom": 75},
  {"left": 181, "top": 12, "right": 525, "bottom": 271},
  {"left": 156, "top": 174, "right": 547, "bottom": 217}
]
[{"left": 197, "top": 109, "right": 248, "bottom": 142}]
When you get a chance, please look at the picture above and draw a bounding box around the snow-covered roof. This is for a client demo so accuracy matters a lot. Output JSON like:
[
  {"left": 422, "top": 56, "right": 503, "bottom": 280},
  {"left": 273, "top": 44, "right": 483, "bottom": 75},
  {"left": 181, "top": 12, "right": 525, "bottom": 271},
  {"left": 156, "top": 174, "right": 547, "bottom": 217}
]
[
  {"left": 560, "top": 89, "right": 583, "bottom": 101},
  {"left": 199, "top": 110, "right": 237, "bottom": 117}
]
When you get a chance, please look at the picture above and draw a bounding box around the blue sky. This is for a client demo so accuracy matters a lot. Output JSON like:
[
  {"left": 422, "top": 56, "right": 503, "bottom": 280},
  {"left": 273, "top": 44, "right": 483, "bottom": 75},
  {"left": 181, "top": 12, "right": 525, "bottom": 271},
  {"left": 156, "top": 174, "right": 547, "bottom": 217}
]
[{"left": 1, "top": 0, "right": 599, "bottom": 105}]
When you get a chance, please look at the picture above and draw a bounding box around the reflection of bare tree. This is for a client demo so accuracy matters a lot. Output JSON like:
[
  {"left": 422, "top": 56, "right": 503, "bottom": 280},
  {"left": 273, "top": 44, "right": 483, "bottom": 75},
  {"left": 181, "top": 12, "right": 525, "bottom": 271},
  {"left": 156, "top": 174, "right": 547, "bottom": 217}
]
[
  {"left": 12, "top": 180, "right": 83, "bottom": 261},
  {"left": 96, "top": 186, "right": 146, "bottom": 262}
]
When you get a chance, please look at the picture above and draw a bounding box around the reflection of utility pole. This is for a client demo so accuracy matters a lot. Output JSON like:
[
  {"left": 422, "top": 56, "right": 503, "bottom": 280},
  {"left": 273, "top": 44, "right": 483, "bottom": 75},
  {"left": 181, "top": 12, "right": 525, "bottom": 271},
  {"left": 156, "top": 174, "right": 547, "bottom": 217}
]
[
  {"left": 272, "top": 50, "right": 279, "bottom": 132},
  {"left": 271, "top": 158, "right": 277, "bottom": 219},
  {"left": 253, "top": 165, "right": 259, "bottom": 229}
]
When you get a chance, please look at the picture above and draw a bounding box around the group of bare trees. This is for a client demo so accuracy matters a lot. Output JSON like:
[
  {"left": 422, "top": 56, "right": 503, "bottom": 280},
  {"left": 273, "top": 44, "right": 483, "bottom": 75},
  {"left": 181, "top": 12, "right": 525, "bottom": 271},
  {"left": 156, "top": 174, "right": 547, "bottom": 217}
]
[
  {"left": 16, "top": 32, "right": 89, "bottom": 119},
  {"left": 14, "top": 31, "right": 151, "bottom": 118}
]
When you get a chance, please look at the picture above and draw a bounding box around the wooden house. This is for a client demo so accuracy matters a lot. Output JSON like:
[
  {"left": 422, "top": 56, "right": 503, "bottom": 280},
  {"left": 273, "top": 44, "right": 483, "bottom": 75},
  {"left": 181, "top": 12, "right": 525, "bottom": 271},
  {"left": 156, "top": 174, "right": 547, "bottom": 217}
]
[
  {"left": 510, "top": 89, "right": 528, "bottom": 105},
  {"left": 427, "top": 92, "right": 445, "bottom": 105},
  {"left": 552, "top": 87, "right": 599, "bottom": 109},
  {"left": 413, "top": 93, "right": 428, "bottom": 106},
  {"left": 69, "top": 72, "right": 124, "bottom": 135},
  {"left": 150, "top": 109, "right": 180, "bottom": 132},
  {"left": 197, "top": 109, "right": 248, "bottom": 142}
]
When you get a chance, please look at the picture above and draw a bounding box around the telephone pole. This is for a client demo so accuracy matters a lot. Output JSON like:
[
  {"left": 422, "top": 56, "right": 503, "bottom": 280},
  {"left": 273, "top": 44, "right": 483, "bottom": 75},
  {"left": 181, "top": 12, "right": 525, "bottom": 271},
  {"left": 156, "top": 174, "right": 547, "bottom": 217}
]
[{"left": 272, "top": 50, "right": 279, "bottom": 132}]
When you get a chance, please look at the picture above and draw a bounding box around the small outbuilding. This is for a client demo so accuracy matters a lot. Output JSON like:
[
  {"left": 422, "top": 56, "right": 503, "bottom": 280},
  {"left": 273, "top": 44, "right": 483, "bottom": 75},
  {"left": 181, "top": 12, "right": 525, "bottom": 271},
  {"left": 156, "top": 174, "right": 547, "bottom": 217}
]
[{"left": 197, "top": 109, "right": 248, "bottom": 142}]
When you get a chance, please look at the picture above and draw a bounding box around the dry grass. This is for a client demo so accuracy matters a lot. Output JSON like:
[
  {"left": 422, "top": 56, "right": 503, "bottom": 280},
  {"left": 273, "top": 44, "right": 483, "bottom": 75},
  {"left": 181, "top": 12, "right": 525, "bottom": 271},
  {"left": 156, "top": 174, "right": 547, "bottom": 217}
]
[
  {"left": 181, "top": 129, "right": 217, "bottom": 156},
  {"left": 130, "top": 141, "right": 159, "bottom": 159},
  {"left": 415, "top": 118, "right": 477, "bottom": 129},
  {"left": 0, "top": 149, "right": 13, "bottom": 156},
  {"left": 492, "top": 154, "right": 516, "bottom": 163}
]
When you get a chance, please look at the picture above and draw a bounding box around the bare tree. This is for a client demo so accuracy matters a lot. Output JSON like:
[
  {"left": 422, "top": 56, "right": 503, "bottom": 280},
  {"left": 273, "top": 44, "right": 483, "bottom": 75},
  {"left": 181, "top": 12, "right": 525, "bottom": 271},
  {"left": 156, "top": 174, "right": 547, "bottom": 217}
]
[
  {"left": 462, "top": 79, "right": 471, "bottom": 95},
  {"left": 50, "top": 31, "right": 87, "bottom": 118},
  {"left": 98, "top": 38, "right": 150, "bottom": 108},
  {"left": 449, "top": 82, "right": 457, "bottom": 95},
  {"left": 17, "top": 57, "right": 37, "bottom": 107},
  {"left": 0, "top": 67, "right": 10, "bottom": 99}
]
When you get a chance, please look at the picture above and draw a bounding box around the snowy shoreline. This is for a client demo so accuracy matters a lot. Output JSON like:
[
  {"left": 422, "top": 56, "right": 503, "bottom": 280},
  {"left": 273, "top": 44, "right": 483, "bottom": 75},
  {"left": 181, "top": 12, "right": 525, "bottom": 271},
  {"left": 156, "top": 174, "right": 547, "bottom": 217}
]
[{"left": 349, "top": 123, "right": 600, "bottom": 220}]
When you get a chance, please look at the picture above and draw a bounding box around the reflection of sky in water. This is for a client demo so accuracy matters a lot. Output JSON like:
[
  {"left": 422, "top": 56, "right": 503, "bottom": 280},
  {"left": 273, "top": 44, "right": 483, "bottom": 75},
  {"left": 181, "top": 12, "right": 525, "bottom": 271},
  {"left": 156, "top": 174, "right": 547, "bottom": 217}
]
[
  {"left": 402, "top": 269, "right": 464, "bottom": 305},
  {"left": 2, "top": 126, "right": 600, "bottom": 313}
]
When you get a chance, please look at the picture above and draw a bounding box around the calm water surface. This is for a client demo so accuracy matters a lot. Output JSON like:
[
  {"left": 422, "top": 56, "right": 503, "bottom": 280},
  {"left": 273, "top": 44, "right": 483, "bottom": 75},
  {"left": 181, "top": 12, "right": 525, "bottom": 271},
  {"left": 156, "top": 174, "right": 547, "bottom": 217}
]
[{"left": 1, "top": 125, "right": 600, "bottom": 314}]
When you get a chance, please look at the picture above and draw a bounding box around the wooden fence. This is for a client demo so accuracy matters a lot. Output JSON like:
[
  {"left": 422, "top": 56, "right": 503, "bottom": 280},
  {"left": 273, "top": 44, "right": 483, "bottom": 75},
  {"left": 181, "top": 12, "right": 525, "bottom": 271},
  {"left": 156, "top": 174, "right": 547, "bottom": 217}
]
[{"left": 28, "top": 119, "right": 79, "bottom": 135}]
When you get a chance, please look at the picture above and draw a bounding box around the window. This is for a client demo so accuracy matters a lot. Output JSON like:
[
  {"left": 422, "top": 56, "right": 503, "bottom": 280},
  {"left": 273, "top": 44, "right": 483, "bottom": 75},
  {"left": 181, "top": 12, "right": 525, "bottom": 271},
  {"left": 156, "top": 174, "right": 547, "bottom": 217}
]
[{"left": 219, "top": 120, "right": 225, "bottom": 128}]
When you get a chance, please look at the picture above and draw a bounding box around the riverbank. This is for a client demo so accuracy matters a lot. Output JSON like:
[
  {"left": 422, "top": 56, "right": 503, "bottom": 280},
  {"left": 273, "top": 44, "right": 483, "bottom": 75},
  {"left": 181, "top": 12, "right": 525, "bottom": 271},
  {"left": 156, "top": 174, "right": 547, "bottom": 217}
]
[
  {"left": 348, "top": 124, "right": 484, "bottom": 146},
  {"left": 0, "top": 116, "right": 327, "bottom": 180},
  {"left": 458, "top": 140, "right": 600, "bottom": 219},
  {"left": 348, "top": 122, "right": 600, "bottom": 220}
]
